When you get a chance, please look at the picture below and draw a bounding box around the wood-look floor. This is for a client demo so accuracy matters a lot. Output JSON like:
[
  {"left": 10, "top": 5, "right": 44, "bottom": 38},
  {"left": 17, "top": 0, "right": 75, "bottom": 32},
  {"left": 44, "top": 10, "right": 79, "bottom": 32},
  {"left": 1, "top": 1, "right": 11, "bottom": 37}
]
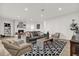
[{"left": 60, "top": 40, "right": 70, "bottom": 56}]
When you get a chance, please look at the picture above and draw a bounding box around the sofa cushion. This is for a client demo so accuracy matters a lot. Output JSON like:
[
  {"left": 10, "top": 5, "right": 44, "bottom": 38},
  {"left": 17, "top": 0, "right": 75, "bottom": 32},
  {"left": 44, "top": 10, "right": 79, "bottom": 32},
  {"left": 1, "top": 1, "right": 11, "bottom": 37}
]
[
  {"left": 5, "top": 39, "right": 20, "bottom": 46},
  {"left": 0, "top": 40, "right": 11, "bottom": 56},
  {"left": 16, "top": 40, "right": 24, "bottom": 45},
  {"left": 2, "top": 39, "right": 20, "bottom": 50},
  {"left": 19, "top": 43, "right": 31, "bottom": 49},
  {"left": 6, "top": 39, "right": 15, "bottom": 43}
]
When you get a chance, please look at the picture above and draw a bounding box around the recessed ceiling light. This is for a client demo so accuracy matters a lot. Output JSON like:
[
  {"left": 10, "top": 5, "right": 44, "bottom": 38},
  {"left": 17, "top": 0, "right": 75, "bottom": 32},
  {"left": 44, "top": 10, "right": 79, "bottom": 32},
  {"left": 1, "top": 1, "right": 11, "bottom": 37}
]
[
  {"left": 30, "top": 18, "right": 32, "bottom": 21},
  {"left": 17, "top": 16, "right": 20, "bottom": 18},
  {"left": 24, "top": 8, "right": 28, "bottom": 11},
  {"left": 41, "top": 14, "right": 44, "bottom": 17},
  {"left": 58, "top": 8, "right": 62, "bottom": 11},
  {"left": 41, "top": 8, "right": 45, "bottom": 12}
]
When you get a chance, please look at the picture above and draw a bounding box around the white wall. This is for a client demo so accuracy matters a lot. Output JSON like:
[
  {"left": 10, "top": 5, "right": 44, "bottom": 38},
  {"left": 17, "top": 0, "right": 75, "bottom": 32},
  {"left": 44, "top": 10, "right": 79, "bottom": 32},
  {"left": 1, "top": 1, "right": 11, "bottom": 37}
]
[
  {"left": 14, "top": 20, "right": 44, "bottom": 32},
  {"left": 45, "top": 12, "right": 79, "bottom": 40},
  {"left": 0, "top": 17, "right": 14, "bottom": 36},
  {"left": 1, "top": 12, "right": 79, "bottom": 40},
  {"left": 0, "top": 17, "right": 44, "bottom": 36}
]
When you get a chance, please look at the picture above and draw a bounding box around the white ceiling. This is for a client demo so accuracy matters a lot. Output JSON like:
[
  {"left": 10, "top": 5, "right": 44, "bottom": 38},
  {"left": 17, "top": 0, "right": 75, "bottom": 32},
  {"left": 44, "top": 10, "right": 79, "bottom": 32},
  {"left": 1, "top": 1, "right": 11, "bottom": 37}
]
[{"left": 0, "top": 3, "right": 79, "bottom": 21}]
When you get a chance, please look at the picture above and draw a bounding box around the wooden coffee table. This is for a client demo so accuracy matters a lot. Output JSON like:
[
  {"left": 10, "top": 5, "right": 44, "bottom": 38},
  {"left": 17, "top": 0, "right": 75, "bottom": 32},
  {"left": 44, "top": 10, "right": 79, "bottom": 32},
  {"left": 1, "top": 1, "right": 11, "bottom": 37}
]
[{"left": 37, "top": 37, "right": 53, "bottom": 50}]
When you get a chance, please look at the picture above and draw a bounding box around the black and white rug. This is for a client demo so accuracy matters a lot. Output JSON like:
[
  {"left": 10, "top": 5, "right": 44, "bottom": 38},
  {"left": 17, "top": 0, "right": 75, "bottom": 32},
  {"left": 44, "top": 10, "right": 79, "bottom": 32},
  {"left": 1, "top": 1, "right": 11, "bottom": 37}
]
[{"left": 25, "top": 40, "right": 67, "bottom": 56}]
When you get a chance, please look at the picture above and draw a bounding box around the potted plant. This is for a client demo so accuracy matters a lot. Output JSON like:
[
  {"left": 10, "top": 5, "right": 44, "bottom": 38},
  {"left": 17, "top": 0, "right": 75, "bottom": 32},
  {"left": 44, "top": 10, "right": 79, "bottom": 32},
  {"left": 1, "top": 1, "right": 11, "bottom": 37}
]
[{"left": 70, "top": 19, "right": 79, "bottom": 40}]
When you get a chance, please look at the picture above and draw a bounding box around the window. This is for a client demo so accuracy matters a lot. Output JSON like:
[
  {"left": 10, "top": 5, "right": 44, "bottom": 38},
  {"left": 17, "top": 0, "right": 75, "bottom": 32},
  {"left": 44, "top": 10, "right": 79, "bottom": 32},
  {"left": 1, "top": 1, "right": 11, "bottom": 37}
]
[{"left": 37, "top": 24, "right": 40, "bottom": 29}]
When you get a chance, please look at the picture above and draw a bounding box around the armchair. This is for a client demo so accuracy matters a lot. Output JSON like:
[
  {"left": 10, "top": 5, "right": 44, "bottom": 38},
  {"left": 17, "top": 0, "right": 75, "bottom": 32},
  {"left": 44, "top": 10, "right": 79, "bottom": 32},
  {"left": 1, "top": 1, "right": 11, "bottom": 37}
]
[{"left": 2, "top": 39, "right": 32, "bottom": 56}]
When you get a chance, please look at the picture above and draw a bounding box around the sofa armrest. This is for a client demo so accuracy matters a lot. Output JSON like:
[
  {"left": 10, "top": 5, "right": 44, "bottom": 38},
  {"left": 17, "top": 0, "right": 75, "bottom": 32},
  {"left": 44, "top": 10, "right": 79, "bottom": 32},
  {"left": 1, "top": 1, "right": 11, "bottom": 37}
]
[
  {"left": 15, "top": 43, "right": 32, "bottom": 56},
  {"left": 6, "top": 44, "right": 20, "bottom": 50},
  {"left": 19, "top": 43, "right": 32, "bottom": 49},
  {"left": 2, "top": 40, "right": 20, "bottom": 50}
]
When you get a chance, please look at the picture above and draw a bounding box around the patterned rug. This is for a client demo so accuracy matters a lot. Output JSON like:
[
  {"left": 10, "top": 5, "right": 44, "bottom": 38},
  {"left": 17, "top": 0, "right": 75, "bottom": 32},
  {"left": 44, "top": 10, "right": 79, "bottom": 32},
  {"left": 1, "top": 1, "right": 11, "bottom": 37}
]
[{"left": 25, "top": 40, "right": 67, "bottom": 56}]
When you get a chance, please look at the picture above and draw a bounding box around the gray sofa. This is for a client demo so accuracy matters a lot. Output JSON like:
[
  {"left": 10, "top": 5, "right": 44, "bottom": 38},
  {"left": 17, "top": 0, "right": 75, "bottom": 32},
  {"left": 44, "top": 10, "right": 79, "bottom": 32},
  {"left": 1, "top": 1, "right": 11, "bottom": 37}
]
[{"left": 26, "top": 31, "right": 44, "bottom": 43}]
